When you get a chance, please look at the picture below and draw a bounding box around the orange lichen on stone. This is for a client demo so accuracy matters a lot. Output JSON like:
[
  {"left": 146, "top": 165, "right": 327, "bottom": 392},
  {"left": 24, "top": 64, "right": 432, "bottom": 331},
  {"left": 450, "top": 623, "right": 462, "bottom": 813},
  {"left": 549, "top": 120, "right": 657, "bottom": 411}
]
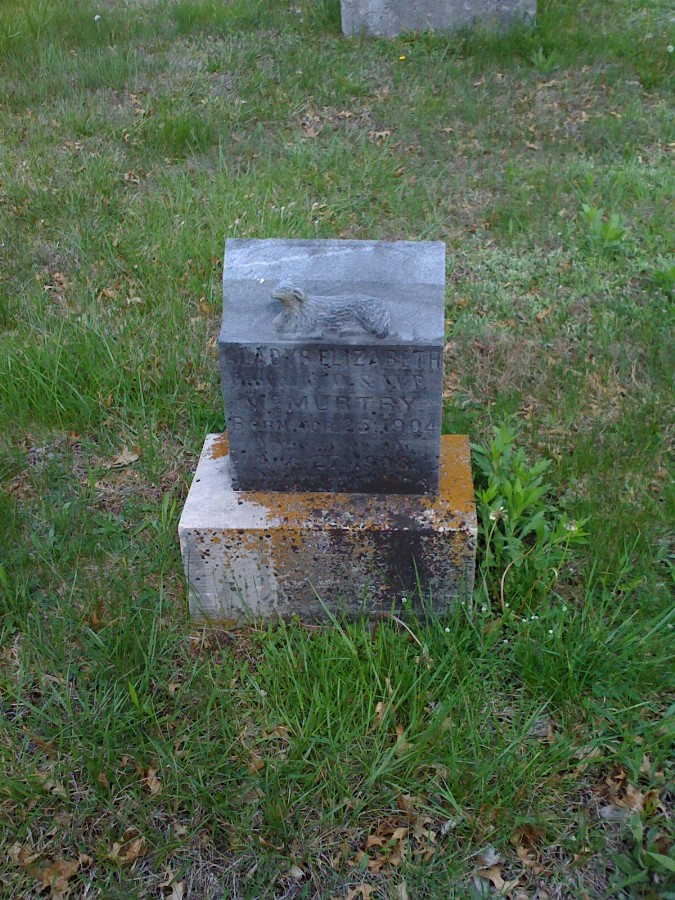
[
  {"left": 427, "top": 435, "right": 475, "bottom": 515},
  {"left": 210, "top": 433, "right": 230, "bottom": 459},
  {"left": 229, "top": 435, "right": 475, "bottom": 532}
]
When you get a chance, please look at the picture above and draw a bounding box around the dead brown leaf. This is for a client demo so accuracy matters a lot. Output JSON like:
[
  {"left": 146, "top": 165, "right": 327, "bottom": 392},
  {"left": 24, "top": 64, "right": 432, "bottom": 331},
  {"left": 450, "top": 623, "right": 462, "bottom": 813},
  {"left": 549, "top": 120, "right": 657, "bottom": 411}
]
[
  {"left": 8, "top": 842, "right": 41, "bottom": 868},
  {"left": 363, "top": 824, "right": 409, "bottom": 872},
  {"left": 22, "top": 728, "right": 56, "bottom": 757},
  {"left": 159, "top": 869, "right": 186, "bottom": 900},
  {"left": 268, "top": 724, "right": 292, "bottom": 739},
  {"left": 35, "top": 770, "right": 68, "bottom": 798},
  {"left": 38, "top": 858, "right": 80, "bottom": 900},
  {"left": 510, "top": 824, "right": 543, "bottom": 848},
  {"left": 166, "top": 885, "right": 185, "bottom": 900},
  {"left": 344, "top": 885, "right": 375, "bottom": 900},
  {"left": 143, "top": 765, "right": 162, "bottom": 796},
  {"left": 516, "top": 844, "right": 544, "bottom": 874},
  {"left": 109, "top": 829, "right": 148, "bottom": 867},
  {"left": 373, "top": 701, "right": 387, "bottom": 726},
  {"left": 258, "top": 835, "right": 284, "bottom": 850},
  {"left": 478, "top": 847, "right": 503, "bottom": 867},
  {"left": 476, "top": 863, "right": 520, "bottom": 895},
  {"left": 396, "top": 882, "right": 409, "bottom": 900},
  {"left": 103, "top": 448, "right": 140, "bottom": 469},
  {"left": 394, "top": 724, "right": 413, "bottom": 755},
  {"left": 247, "top": 752, "right": 264, "bottom": 774}
]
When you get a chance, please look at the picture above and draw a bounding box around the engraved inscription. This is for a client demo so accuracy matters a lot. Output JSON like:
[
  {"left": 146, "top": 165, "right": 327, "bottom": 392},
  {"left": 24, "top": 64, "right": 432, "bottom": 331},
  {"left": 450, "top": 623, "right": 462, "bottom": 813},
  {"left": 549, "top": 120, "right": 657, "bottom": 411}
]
[
  {"left": 221, "top": 339, "right": 443, "bottom": 493},
  {"left": 250, "top": 347, "right": 441, "bottom": 381},
  {"left": 271, "top": 284, "right": 390, "bottom": 340},
  {"left": 226, "top": 345, "right": 442, "bottom": 440}
]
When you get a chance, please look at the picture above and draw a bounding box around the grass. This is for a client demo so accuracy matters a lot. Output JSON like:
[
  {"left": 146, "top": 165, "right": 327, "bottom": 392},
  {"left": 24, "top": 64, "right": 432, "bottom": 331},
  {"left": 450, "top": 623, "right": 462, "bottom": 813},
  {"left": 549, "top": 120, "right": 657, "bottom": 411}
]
[{"left": 0, "top": 0, "right": 673, "bottom": 896}]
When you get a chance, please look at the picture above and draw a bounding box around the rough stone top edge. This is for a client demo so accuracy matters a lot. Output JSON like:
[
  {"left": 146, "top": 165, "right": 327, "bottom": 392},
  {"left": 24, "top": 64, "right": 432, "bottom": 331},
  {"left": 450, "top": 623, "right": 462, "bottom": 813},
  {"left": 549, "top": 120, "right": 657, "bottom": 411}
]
[
  {"left": 178, "top": 433, "right": 477, "bottom": 533},
  {"left": 223, "top": 238, "right": 446, "bottom": 285}
]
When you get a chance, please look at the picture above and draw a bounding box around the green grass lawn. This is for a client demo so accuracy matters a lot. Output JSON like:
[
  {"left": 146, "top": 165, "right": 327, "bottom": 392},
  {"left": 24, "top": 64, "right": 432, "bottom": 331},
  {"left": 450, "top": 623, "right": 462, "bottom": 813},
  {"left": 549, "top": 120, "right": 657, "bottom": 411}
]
[{"left": 1, "top": 0, "right": 673, "bottom": 896}]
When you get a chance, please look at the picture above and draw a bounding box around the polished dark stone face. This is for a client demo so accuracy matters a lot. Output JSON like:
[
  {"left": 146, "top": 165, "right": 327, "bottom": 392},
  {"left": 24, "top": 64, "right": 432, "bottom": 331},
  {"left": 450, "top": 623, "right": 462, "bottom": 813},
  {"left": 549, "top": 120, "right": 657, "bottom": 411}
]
[{"left": 219, "top": 239, "right": 445, "bottom": 494}]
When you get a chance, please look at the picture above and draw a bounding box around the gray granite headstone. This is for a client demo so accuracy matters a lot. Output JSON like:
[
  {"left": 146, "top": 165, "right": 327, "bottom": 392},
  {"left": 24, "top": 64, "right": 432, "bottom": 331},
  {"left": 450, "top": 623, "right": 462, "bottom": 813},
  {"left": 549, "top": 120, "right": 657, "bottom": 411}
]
[
  {"left": 341, "top": 0, "right": 536, "bottom": 38},
  {"left": 219, "top": 239, "right": 445, "bottom": 494}
]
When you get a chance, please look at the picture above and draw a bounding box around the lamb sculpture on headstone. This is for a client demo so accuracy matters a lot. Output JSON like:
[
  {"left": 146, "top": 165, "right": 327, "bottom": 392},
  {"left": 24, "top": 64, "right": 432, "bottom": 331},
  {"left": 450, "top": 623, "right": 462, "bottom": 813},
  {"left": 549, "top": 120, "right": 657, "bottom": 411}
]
[{"left": 271, "top": 283, "right": 390, "bottom": 339}]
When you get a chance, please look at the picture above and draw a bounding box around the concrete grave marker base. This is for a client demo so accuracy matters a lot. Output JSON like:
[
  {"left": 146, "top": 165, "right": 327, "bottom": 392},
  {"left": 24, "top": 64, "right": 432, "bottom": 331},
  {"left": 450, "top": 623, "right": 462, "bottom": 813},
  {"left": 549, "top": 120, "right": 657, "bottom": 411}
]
[{"left": 179, "top": 434, "right": 476, "bottom": 623}]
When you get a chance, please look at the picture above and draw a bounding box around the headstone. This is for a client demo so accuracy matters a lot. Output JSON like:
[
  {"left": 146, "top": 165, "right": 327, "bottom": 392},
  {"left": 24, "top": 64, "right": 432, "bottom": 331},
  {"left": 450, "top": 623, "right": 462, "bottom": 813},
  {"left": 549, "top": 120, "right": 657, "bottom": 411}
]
[
  {"left": 341, "top": 0, "right": 536, "bottom": 38},
  {"left": 179, "top": 238, "right": 476, "bottom": 622},
  {"left": 219, "top": 239, "right": 445, "bottom": 494}
]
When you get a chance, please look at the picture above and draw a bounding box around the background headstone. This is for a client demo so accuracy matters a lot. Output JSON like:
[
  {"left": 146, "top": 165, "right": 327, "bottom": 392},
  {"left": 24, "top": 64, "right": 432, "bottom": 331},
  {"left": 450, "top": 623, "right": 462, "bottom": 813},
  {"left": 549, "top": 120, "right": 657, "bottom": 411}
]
[{"left": 341, "top": 0, "right": 536, "bottom": 38}]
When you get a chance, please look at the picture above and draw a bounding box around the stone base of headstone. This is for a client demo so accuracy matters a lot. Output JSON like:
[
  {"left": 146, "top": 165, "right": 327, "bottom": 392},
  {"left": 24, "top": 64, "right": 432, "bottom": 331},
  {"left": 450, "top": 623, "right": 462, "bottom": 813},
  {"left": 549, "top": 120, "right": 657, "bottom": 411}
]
[
  {"left": 341, "top": 0, "right": 536, "bottom": 38},
  {"left": 179, "top": 433, "right": 476, "bottom": 623}
]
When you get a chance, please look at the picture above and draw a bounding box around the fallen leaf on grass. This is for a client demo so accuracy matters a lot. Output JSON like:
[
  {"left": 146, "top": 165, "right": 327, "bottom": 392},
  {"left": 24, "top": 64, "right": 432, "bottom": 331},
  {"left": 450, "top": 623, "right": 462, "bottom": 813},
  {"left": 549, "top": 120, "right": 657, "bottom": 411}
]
[
  {"left": 288, "top": 864, "right": 305, "bottom": 880},
  {"left": 258, "top": 835, "right": 284, "bottom": 850},
  {"left": 9, "top": 842, "right": 41, "bottom": 868},
  {"left": 535, "top": 307, "right": 552, "bottom": 324},
  {"left": 396, "top": 881, "right": 409, "bottom": 900},
  {"left": 38, "top": 858, "right": 80, "bottom": 899},
  {"left": 35, "top": 770, "right": 68, "bottom": 798},
  {"left": 159, "top": 869, "right": 185, "bottom": 899},
  {"left": 572, "top": 744, "right": 603, "bottom": 772},
  {"left": 394, "top": 724, "right": 413, "bottom": 754},
  {"left": 599, "top": 805, "right": 630, "bottom": 824},
  {"left": 103, "top": 448, "right": 140, "bottom": 469},
  {"left": 22, "top": 728, "right": 56, "bottom": 756},
  {"left": 109, "top": 829, "right": 148, "bottom": 867},
  {"left": 362, "top": 825, "right": 409, "bottom": 872},
  {"left": 476, "top": 864, "right": 520, "bottom": 895},
  {"left": 510, "top": 824, "right": 545, "bottom": 874},
  {"left": 142, "top": 765, "right": 162, "bottom": 796},
  {"left": 516, "top": 844, "right": 544, "bottom": 874},
  {"left": 344, "top": 885, "right": 375, "bottom": 900},
  {"left": 600, "top": 770, "right": 658, "bottom": 813},
  {"left": 478, "top": 846, "right": 503, "bottom": 867},
  {"left": 373, "top": 701, "right": 387, "bottom": 726},
  {"left": 266, "top": 723, "right": 292, "bottom": 740},
  {"left": 247, "top": 752, "right": 264, "bottom": 774},
  {"left": 510, "top": 823, "right": 544, "bottom": 847}
]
